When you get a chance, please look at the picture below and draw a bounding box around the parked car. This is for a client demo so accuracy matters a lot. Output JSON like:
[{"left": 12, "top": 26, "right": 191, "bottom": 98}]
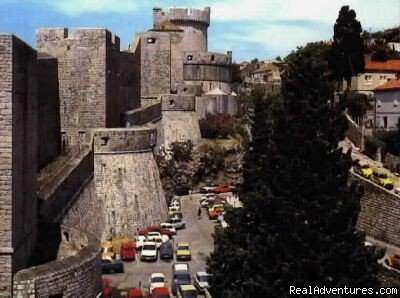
[
  {"left": 125, "top": 288, "right": 144, "bottom": 298},
  {"left": 138, "top": 229, "right": 149, "bottom": 236},
  {"left": 169, "top": 217, "right": 186, "bottom": 230},
  {"left": 112, "top": 236, "right": 135, "bottom": 255},
  {"left": 177, "top": 284, "right": 197, "bottom": 298},
  {"left": 394, "top": 187, "right": 400, "bottom": 195},
  {"left": 135, "top": 235, "right": 147, "bottom": 250},
  {"left": 353, "top": 163, "right": 373, "bottom": 179},
  {"left": 160, "top": 222, "right": 176, "bottom": 235},
  {"left": 140, "top": 242, "right": 158, "bottom": 261},
  {"left": 171, "top": 263, "right": 191, "bottom": 295},
  {"left": 170, "top": 200, "right": 180, "bottom": 209},
  {"left": 208, "top": 205, "right": 225, "bottom": 220},
  {"left": 214, "top": 184, "right": 232, "bottom": 194},
  {"left": 147, "top": 232, "right": 167, "bottom": 249},
  {"left": 160, "top": 241, "right": 174, "bottom": 260},
  {"left": 101, "top": 241, "right": 116, "bottom": 260},
  {"left": 147, "top": 225, "right": 162, "bottom": 233},
  {"left": 101, "top": 277, "right": 112, "bottom": 298},
  {"left": 200, "top": 185, "right": 216, "bottom": 193},
  {"left": 101, "top": 258, "right": 124, "bottom": 274},
  {"left": 176, "top": 242, "right": 191, "bottom": 261},
  {"left": 371, "top": 171, "right": 394, "bottom": 190},
  {"left": 168, "top": 206, "right": 181, "bottom": 217},
  {"left": 169, "top": 211, "right": 183, "bottom": 219},
  {"left": 151, "top": 287, "right": 170, "bottom": 298},
  {"left": 149, "top": 273, "right": 167, "bottom": 294},
  {"left": 193, "top": 272, "right": 211, "bottom": 293},
  {"left": 120, "top": 242, "right": 136, "bottom": 261}
]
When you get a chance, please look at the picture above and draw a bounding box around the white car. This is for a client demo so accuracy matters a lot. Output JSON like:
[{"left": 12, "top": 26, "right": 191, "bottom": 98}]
[
  {"left": 169, "top": 217, "right": 186, "bottom": 230},
  {"left": 394, "top": 187, "right": 400, "bottom": 195},
  {"left": 193, "top": 271, "right": 212, "bottom": 293},
  {"left": 160, "top": 222, "right": 177, "bottom": 235},
  {"left": 200, "top": 186, "right": 217, "bottom": 193},
  {"left": 149, "top": 272, "right": 166, "bottom": 293},
  {"left": 147, "top": 232, "right": 168, "bottom": 248},
  {"left": 170, "top": 200, "right": 181, "bottom": 209},
  {"left": 141, "top": 242, "right": 157, "bottom": 261},
  {"left": 135, "top": 235, "right": 147, "bottom": 250}
]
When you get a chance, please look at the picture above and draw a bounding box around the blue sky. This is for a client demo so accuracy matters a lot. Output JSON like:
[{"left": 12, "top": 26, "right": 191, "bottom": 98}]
[{"left": 1, "top": 0, "right": 399, "bottom": 62}]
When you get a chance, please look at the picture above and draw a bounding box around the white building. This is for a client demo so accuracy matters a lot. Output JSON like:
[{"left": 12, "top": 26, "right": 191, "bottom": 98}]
[{"left": 374, "top": 79, "right": 400, "bottom": 129}]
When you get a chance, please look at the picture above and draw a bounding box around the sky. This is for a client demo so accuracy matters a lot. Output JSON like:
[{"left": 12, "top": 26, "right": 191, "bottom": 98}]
[{"left": 0, "top": 0, "right": 399, "bottom": 62}]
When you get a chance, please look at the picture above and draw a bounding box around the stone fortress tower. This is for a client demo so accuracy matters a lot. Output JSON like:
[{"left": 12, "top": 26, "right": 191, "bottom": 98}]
[
  {"left": 153, "top": 7, "right": 210, "bottom": 52},
  {"left": 129, "top": 6, "right": 238, "bottom": 147}
]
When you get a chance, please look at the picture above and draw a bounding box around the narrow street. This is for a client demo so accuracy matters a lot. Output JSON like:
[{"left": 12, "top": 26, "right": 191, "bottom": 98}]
[{"left": 104, "top": 194, "right": 216, "bottom": 297}]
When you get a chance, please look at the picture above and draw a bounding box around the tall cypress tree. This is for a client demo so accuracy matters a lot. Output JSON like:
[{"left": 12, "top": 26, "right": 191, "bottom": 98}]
[{"left": 207, "top": 42, "right": 381, "bottom": 297}]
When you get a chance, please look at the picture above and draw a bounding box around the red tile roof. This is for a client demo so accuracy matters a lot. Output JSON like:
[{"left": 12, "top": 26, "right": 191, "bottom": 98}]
[
  {"left": 366, "top": 60, "right": 400, "bottom": 72},
  {"left": 375, "top": 79, "right": 400, "bottom": 91}
]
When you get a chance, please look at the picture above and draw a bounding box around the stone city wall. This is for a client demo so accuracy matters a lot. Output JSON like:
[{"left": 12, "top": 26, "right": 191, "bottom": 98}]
[
  {"left": 37, "top": 52, "right": 61, "bottom": 170},
  {"left": 38, "top": 148, "right": 94, "bottom": 224},
  {"left": 36, "top": 28, "right": 121, "bottom": 150},
  {"left": 161, "top": 94, "right": 196, "bottom": 111},
  {"left": 123, "top": 103, "right": 162, "bottom": 127},
  {"left": 13, "top": 225, "right": 101, "bottom": 298},
  {"left": 183, "top": 64, "right": 232, "bottom": 82},
  {"left": 93, "top": 127, "right": 167, "bottom": 241},
  {"left": 0, "top": 34, "right": 38, "bottom": 296},
  {"left": 196, "top": 95, "right": 238, "bottom": 118},
  {"left": 351, "top": 173, "right": 400, "bottom": 247}
]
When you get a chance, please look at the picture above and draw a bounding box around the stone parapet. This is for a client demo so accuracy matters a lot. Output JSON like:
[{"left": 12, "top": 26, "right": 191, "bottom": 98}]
[
  {"left": 161, "top": 94, "right": 196, "bottom": 111},
  {"left": 93, "top": 126, "right": 157, "bottom": 154},
  {"left": 12, "top": 225, "right": 101, "bottom": 298},
  {"left": 168, "top": 7, "right": 210, "bottom": 25},
  {"left": 183, "top": 51, "right": 232, "bottom": 65},
  {"left": 123, "top": 103, "right": 162, "bottom": 126}
]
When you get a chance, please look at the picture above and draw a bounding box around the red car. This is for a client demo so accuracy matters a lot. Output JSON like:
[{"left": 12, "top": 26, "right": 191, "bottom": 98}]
[
  {"left": 214, "top": 185, "right": 232, "bottom": 194},
  {"left": 151, "top": 287, "right": 170, "bottom": 298},
  {"left": 126, "top": 288, "right": 144, "bottom": 298},
  {"left": 147, "top": 225, "right": 161, "bottom": 233},
  {"left": 138, "top": 229, "right": 148, "bottom": 236},
  {"left": 101, "top": 277, "right": 112, "bottom": 298},
  {"left": 160, "top": 229, "right": 174, "bottom": 238},
  {"left": 120, "top": 242, "right": 136, "bottom": 261}
]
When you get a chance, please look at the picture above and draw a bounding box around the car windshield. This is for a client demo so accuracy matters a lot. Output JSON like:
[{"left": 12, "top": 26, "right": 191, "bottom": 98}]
[
  {"left": 174, "top": 274, "right": 190, "bottom": 281},
  {"left": 151, "top": 277, "right": 165, "bottom": 283},
  {"left": 379, "top": 174, "right": 388, "bottom": 179},
  {"left": 178, "top": 245, "right": 189, "bottom": 250},
  {"left": 143, "top": 245, "right": 155, "bottom": 250},
  {"left": 182, "top": 290, "right": 197, "bottom": 298},
  {"left": 198, "top": 275, "right": 209, "bottom": 282},
  {"left": 361, "top": 165, "right": 370, "bottom": 169}
]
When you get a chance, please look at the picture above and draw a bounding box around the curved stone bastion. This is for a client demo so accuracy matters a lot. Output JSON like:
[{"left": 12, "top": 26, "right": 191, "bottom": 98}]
[
  {"left": 12, "top": 225, "right": 101, "bottom": 297},
  {"left": 93, "top": 126, "right": 168, "bottom": 241}
]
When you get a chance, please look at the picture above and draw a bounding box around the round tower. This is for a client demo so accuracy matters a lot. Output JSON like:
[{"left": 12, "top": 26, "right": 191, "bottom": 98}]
[{"left": 168, "top": 7, "right": 210, "bottom": 52}]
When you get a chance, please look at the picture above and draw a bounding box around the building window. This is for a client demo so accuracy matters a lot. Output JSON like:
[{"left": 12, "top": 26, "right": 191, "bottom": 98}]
[
  {"left": 147, "top": 38, "right": 156, "bottom": 44},
  {"left": 211, "top": 55, "right": 215, "bottom": 62},
  {"left": 364, "top": 75, "right": 372, "bottom": 85},
  {"left": 377, "top": 99, "right": 382, "bottom": 107},
  {"left": 187, "top": 55, "right": 193, "bottom": 61},
  {"left": 394, "top": 100, "right": 399, "bottom": 107}
]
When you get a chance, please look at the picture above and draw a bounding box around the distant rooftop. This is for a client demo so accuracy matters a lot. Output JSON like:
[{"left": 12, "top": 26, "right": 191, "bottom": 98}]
[
  {"left": 366, "top": 60, "right": 400, "bottom": 72},
  {"left": 375, "top": 79, "right": 400, "bottom": 91}
]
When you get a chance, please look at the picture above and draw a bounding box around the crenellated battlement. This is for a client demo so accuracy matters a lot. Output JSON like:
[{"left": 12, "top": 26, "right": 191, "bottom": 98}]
[{"left": 153, "top": 7, "right": 210, "bottom": 27}]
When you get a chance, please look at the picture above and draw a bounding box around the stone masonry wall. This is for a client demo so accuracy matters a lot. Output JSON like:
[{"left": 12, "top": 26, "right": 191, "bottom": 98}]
[
  {"left": 0, "top": 34, "right": 38, "bottom": 296},
  {"left": 37, "top": 52, "right": 61, "bottom": 170},
  {"left": 161, "top": 94, "right": 196, "bottom": 111},
  {"left": 351, "top": 173, "right": 400, "bottom": 247},
  {"left": 160, "top": 111, "right": 202, "bottom": 147},
  {"left": 36, "top": 28, "right": 121, "bottom": 150},
  {"left": 123, "top": 103, "right": 162, "bottom": 127},
  {"left": 93, "top": 127, "right": 167, "bottom": 241},
  {"left": 13, "top": 225, "right": 101, "bottom": 298}
]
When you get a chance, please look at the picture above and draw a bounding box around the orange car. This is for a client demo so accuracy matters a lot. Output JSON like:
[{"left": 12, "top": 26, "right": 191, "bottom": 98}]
[
  {"left": 385, "top": 254, "right": 400, "bottom": 270},
  {"left": 214, "top": 185, "right": 232, "bottom": 194},
  {"left": 208, "top": 205, "right": 225, "bottom": 220}
]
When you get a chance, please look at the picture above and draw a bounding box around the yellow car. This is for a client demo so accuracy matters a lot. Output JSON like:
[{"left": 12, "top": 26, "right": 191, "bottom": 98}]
[
  {"left": 176, "top": 242, "right": 191, "bottom": 261},
  {"left": 353, "top": 163, "right": 373, "bottom": 179},
  {"left": 101, "top": 241, "right": 116, "bottom": 260},
  {"left": 371, "top": 171, "right": 394, "bottom": 190}
]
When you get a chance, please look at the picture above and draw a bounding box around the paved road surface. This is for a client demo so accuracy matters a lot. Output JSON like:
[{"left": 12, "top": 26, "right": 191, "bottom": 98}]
[{"left": 103, "top": 194, "right": 216, "bottom": 297}]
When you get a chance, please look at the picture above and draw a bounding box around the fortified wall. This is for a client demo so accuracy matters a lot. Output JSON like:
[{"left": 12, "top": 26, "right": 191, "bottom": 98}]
[
  {"left": 0, "top": 35, "right": 38, "bottom": 295},
  {"left": 93, "top": 127, "right": 168, "bottom": 241}
]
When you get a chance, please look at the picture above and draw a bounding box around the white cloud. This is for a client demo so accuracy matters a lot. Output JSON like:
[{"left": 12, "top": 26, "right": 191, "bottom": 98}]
[{"left": 204, "top": 0, "right": 400, "bottom": 30}]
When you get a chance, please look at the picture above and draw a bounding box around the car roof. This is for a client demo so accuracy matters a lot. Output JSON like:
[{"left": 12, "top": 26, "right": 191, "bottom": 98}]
[
  {"left": 177, "top": 242, "right": 189, "bottom": 246},
  {"left": 143, "top": 241, "right": 156, "bottom": 246},
  {"left": 153, "top": 287, "right": 169, "bottom": 294},
  {"left": 151, "top": 272, "right": 165, "bottom": 278},
  {"left": 180, "top": 284, "right": 196, "bottom": 291},
  {"left": 196, "top": 271, "right": 211, "bottom": 276},
  {"left": 173, "top": 263, "right": 189, "bottom": 271}
]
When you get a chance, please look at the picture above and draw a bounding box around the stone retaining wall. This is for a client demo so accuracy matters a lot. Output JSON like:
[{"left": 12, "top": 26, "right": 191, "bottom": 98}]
[
  {"left": 123, "top": 103, "right": 162, "bottom": 126},
  {"left": 13, "top": 225, "right": 101, "bottom": 298}
]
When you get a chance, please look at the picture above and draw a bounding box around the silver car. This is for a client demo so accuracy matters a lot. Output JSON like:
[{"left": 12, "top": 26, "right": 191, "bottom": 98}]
[{"left": 169, "top": 217, "right": 186, "bottom": 230}]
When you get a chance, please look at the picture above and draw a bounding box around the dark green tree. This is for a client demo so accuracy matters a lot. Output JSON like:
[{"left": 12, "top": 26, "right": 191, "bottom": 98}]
[
  {"left": 329, "top": 6, "right": 364, "bottom": 86},
  {"left": 342, "top": 91, "right": 371, "bottom": 124},
  {"left": 207, "top": 42, "right": 382, "bottom": 297}
]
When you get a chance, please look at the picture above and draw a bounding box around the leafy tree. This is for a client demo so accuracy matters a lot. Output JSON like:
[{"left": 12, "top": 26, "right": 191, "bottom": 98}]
[
  {"left": 342, "top": 91, "right": 371, "bottom": 124},
  {"left": 207, "top": 42, "right": 382, "bottom": 297},
  {"left": 330, "top": 5, "right": 364, "bottom": 86},
  {"left": 199, "top": 113, "right": 234, "bottom": 139}
]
